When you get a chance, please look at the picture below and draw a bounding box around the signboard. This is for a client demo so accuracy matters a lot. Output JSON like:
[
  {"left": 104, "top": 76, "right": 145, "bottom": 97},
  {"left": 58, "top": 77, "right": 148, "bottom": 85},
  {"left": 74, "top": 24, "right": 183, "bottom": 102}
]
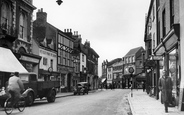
[
  {"left": 152, "top": 55, "right": 163, "bottom": 60},
  {"left": 128, "top": 67, "right": 134, "bottom": 74}
]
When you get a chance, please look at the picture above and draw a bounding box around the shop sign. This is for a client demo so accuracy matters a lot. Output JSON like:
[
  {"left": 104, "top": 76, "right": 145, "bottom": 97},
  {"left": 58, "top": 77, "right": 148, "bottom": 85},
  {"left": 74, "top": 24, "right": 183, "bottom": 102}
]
[
  {"left": 20, "top": 55, "right": 39, "bottom": 63},
  {"left": 152, "top": 55, "right": 163, "bottom": 60}
]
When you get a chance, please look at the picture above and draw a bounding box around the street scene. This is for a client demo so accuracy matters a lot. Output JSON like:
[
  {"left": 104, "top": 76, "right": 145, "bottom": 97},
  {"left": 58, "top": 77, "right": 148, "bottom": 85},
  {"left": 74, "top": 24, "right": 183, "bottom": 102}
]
[
  {"left": 0, "top": 89, "right": 132, "bottom": 115},
  {"left": 0, "top": 0, "right": 184, "bottom": 115}
]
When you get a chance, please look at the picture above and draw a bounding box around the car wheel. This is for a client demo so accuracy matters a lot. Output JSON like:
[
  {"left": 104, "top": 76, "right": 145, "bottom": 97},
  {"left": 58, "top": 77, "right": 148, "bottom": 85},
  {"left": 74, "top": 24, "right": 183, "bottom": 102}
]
[
  {"left": 26, "top": 92, "right": 34, "bottom": 106},
  {"left": 47, "top": 90, "right": 56, "bottom": 103}
]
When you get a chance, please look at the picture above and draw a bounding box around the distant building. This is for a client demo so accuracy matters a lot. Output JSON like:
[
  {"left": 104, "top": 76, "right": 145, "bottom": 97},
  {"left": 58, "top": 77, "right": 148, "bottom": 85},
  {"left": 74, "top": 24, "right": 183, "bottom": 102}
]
[
  {"left": 112, "top": 58, "right": 124, "bottom": 88},
  {"left": 123, "top": 46, "right": 145, "bottom": 89}
]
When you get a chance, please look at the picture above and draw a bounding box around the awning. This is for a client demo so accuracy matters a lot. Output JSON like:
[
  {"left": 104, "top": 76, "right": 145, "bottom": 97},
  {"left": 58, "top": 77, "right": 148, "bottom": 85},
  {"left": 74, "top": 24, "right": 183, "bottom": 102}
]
[
  {"left": 101, "top": 78, "right": 107, "bottom": 83},
  {"left": 0, "top": 47, "right": 28, "bottom": 73}
]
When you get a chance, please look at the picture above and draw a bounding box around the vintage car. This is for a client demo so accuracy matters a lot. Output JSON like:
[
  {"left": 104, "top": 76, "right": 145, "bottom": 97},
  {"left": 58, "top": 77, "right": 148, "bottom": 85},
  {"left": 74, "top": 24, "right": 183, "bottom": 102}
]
[{"left": 73, "top": 82, "right": 89, "bottom": 95}]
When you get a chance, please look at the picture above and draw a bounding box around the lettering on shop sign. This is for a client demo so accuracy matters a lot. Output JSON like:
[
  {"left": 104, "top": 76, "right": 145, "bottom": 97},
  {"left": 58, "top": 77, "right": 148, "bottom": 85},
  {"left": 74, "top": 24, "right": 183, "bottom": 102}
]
[
  {"left": 39, "top": 49, "right": 56, "bottom": 58},
  {"left": 20, "top": 56, "right": 39, "bottom": 63}
]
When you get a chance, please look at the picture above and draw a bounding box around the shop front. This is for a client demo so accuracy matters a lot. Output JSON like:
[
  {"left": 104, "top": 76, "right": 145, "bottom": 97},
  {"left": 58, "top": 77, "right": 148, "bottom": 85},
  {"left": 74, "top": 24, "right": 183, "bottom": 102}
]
[
  {"left": 58, "top": 66, "right": 74, "bottom": 92},
  {"left": 19, "top": 53, "right": 41, "bottom": 75},
  {"left": 0, "top": 47, "right": 28, "bottom": 87},
  {"left": 154, "top": 24, "right": 180, "bottom": 107}
]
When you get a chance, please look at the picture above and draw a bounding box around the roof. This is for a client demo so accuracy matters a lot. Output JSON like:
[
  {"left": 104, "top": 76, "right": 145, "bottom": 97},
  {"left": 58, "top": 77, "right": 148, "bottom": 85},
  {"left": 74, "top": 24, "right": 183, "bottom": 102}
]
[
  {"left": 124, "top": 46, "right": 144, "bottom": 57},
  {"left": 107, "top": 58, "right": 122, "bottom": 66}
]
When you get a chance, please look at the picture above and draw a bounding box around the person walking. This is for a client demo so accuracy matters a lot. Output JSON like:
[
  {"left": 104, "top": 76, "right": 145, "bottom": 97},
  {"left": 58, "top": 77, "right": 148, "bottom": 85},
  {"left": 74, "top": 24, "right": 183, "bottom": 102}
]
[
  {"left": 158, "top": 70, "right": 173, "bottom": 113},
  {"left": 142, "top": 82, "right": 145, "bottom": 92}
]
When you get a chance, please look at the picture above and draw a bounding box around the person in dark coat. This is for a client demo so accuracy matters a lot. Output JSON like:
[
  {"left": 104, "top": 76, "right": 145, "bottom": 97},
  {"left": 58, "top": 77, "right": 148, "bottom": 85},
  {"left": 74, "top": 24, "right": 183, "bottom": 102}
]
[
  {"left": 142, "top": 82, "right": 145, "bottom": 92},
  {"left": 158, "top": 70, "right": 173, "bottom": 113}
]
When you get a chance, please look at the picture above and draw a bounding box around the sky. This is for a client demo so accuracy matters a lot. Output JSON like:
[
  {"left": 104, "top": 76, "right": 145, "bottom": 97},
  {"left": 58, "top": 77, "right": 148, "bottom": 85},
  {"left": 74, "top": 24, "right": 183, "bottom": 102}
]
[{"left": 32, "top": 0, "right": 151, "bottom": 76}]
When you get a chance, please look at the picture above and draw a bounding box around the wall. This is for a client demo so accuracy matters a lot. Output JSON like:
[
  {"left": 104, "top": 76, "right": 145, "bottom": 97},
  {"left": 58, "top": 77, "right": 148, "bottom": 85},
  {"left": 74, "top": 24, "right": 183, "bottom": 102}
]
[{"left": 39, "top": 48, "right": 57, "bottom": 71}]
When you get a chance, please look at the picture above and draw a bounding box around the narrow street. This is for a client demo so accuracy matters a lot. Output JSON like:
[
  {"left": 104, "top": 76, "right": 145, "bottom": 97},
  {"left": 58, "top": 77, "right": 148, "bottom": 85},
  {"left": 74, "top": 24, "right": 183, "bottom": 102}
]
[{"left": 0, "top": 89, "right": 132, "bottom": 115}]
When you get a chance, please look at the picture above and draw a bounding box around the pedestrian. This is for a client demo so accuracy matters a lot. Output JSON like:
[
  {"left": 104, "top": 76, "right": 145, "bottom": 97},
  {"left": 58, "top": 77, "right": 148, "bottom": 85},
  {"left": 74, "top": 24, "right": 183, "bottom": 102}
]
[
  {"left": 158, "top": 70, "right": 173, "bottom": 113},
  {"left": 142, "top": 82, "right": 145, "bottom": 92}
]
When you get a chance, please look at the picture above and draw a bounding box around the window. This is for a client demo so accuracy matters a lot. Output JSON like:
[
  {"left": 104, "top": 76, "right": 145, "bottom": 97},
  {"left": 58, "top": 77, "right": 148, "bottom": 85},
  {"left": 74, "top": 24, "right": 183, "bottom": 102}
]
[
  {"left": 1, "top": 2, "right": 12, "bottom": 32},
  {"left": 157, "top": 20, "right": 161, "bottom": 44},
  {"left": 162, "top": 9, "right": 166, "bottom": 37},
  {"left": 82, "top": 65, "right": 84, "bottom": 72},
  {"left": 50, "top": 59, "right": 53, "bottom": 68},
  {"left": 43, "top": 57, "right": 47, "bottom": 65},
  {"left": 67, "top": 59, "right": 70, "bottom": 66},
  {"left": 63, "top": 58, "right": 66, "bottom": 65},
  {"left": 152, "top": 5, "right": 155, "bottom": 22},
  {"left": 60, "top": 56, "right": 63, "bottom": 65},
  {"left": 19, "top": 11, "right": 27, "bottom": 41},
  {"left": 58, "top": 57, "right": 60, "bottom": 64},
  {"left": 153, "top": 33, "right": 155, "bottom": 49},
  {"left": 129, "top": 57, "right": 131, "bottom": 63},
  {"left": 82, "top": 54, "right": 84, "bottom": 62},
  {"left": 170, "top": 0, "right": 174, "bottom": 28}
]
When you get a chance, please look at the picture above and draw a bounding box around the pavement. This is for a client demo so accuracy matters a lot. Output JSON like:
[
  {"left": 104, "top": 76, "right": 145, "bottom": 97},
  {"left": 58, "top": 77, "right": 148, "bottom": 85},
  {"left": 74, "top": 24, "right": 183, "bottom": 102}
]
[
  {"left": 128, "top": 89, "right": 184, "bottom": 115},
  {"left": 57, "top": 89, "right": 184, "bottom": 115}
]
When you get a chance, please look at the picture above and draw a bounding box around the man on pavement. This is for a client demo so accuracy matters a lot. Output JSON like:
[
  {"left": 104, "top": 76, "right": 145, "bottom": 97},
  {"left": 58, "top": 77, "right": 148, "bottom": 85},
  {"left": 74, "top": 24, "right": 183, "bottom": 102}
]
[
  {"left": 7, "top": 72, "right": 25, "bottom": 106},
  {"left": 158, "top": 70, "right": 173, "bottom": 113}
]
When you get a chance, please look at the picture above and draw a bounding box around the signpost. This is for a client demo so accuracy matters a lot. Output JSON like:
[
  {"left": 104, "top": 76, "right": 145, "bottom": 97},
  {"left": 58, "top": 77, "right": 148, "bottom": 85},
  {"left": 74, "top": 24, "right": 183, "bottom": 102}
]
[{"left": 129, "top": 67, "right": 134, "bottom": 97}]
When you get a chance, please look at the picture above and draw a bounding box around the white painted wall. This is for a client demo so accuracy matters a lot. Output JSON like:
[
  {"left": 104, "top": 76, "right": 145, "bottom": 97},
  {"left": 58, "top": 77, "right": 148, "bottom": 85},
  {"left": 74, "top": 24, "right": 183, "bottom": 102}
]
[
  {"left": 107, "top": 67, "right": 113, "bottom": 84},
  {"left": 80, "top": 52, "right": 86, "bottom": 71},
  {"left": 39, "top": 48, "right": 57, "bottom": 71}
]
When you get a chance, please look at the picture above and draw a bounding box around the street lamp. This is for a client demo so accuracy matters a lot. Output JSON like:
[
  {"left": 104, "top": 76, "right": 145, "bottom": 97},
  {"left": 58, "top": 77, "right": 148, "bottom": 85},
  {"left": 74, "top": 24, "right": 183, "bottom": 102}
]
[
  {"left": 129, "top": 67, "right": 134, "bottom": 97},
  {"left": 56, "top": 0, "right": 63, "bottom": 5}
]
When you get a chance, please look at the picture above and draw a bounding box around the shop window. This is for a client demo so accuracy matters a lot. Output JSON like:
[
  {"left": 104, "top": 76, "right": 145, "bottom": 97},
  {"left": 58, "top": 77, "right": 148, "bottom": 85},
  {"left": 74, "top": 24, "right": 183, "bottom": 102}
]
[{"left": 43, "top": 57, "right": 47, "bottom": 65}]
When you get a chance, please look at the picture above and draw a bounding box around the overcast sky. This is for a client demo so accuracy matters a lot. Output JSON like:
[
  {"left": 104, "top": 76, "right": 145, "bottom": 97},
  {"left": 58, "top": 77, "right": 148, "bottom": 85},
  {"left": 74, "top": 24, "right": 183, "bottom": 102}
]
[{"left": 33, "top": 0, "right": 151, "bottom": 76}]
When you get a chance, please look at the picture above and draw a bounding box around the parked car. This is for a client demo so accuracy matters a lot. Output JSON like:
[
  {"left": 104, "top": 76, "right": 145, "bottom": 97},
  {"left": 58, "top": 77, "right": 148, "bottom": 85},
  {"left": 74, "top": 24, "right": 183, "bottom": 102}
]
[{"left": 73, "top": 82, "right": 89, "bottom": 95}]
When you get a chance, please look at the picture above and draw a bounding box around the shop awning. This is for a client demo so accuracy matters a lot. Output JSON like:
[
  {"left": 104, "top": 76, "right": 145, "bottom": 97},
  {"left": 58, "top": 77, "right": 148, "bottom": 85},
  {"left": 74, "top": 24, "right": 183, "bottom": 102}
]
[
  {"left": 0, "top": 47, "right": 28, "bottom": 73},
  {"left": 101, "top": 78, "right": 107, "bottom": 83}
]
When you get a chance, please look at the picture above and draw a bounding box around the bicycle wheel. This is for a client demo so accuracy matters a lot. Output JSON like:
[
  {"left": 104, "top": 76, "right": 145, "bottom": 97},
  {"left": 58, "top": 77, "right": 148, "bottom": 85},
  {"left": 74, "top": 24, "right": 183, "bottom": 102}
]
[
  {"left": 4, "top": 98, "right": 13, "bottom": 115},
  {"left": 17, "top": 97, "right": 26, "bottom": 112}
]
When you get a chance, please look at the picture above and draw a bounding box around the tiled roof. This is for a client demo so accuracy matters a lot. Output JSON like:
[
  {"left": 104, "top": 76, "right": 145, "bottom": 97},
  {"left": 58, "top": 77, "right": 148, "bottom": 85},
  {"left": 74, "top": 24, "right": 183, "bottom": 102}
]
[{"left": 124, "top": 46, "right": 143, "bottom": 57}]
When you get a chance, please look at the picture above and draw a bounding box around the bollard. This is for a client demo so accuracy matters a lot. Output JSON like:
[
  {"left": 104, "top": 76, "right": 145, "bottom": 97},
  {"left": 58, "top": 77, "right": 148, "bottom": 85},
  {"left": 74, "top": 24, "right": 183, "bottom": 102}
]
[{"left": 131, "top": 87, "right": 133, "bottom": 97}]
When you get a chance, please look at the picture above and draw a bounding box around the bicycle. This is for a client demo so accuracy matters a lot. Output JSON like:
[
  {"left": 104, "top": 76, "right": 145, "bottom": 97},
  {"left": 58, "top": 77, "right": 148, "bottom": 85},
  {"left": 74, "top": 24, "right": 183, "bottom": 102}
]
[{"left": 4, "top": 95, "right": 26, "bottom": 115}]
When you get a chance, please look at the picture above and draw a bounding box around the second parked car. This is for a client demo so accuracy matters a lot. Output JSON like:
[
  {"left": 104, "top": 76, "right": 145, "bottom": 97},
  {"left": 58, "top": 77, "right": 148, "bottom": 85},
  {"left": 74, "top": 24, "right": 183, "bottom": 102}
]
[{"left": 73, "top": 82, "right": 89, "bottom": 95}]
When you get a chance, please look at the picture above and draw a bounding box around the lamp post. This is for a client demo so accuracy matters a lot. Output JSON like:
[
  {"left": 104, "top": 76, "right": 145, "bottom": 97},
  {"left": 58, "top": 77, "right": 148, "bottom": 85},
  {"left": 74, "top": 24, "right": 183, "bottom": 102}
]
[
  {"left": 129, "top": 67, "right": 134, "bottom": 97},
  {"left": 84, "top": 67, "right": 87, "bottom": 82}
]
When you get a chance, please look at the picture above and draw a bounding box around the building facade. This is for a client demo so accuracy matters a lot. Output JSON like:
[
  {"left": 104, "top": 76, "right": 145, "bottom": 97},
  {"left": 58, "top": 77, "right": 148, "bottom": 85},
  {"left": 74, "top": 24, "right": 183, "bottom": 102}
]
[
  {"left": 123, "top": 47, "right": 145, "bottom": 89},
  {"left": 112, "top": 58, "right": 124, "bottom": 88},
  {"left": 144, "top": 0, "right": 184, "bottom": 110},
  {"left": 57, "top": 29, "right": 75, "bottom": 92},
  {"left": 0, "top": 0, "right": 41, "bottom": 87},
  {"left": 179, "top": 0, "right": 184, "bottom": 110},
  {"left": 84, "top": 41, "right": 99, "bottom": 90}
]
